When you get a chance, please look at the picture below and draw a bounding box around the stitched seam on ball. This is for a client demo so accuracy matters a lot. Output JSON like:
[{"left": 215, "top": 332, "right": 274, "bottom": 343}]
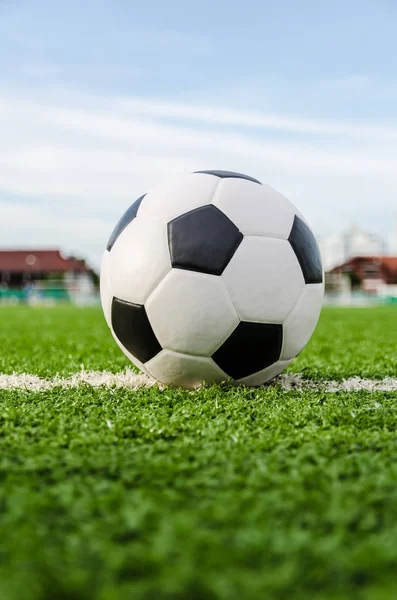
[
  {"left": 208, "top": 177, "right": 223, "bottom": 206},
  {"left": 244, "top": 233, "right": 291, "bottom": 241},
  {"left": 283, "top": 284, "right": 306, "bottom": 326}
]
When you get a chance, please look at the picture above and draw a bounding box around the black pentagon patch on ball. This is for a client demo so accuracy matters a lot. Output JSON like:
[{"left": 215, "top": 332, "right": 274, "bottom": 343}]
[
  {"left": 168, "top": 204, "right": 243, "bottom": 276},
  {"left": 194, "top": 170, "right": 261, "bottom": 185},
  {"left": 288, "top": 216, "right": 323, "bottom": 284},
  {"left": 212, "top": 322, "right": 283, "bottom": 380},
  {"left": 107, "top": 194, "right": 145, "bottom": 251},
  {"left": 111, "top": 297, "right": 161, "bottom": 363}
]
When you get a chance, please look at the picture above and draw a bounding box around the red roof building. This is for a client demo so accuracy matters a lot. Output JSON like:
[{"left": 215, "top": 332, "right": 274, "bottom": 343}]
[
  {"left": 331, "top": 256, "right": 397, "bottom": 292},
  {"left": 0, "top": 250, "right": 91, "bottom": 287}
]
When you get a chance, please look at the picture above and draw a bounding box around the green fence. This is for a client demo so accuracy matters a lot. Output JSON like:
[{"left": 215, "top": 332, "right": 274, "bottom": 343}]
[{"left": 0, "top": 287, "right": 71, "bottom": 304}]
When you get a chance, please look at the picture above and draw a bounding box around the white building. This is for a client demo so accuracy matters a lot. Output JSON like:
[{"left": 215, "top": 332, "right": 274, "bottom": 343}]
[{"left": 318, "top": 225, "right": 387, "bottom": 272}]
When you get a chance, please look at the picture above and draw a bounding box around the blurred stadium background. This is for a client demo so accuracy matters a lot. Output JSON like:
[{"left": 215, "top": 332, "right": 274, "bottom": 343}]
[
  {"left": 1, "top": 2, "right": 397, "bottom": 315},
  {"left": 1, "top": 219, "right": 396, "bottom": 307},
  {"left": 0, "top": 249, "right": 98, "bottom": 306}
]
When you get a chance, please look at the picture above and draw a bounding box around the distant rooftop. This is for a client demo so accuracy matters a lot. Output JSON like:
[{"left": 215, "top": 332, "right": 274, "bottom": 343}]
[
  {"left": 333, "top": 256, "right": 397, "bottom": 271},
  {"left": 331, "top": 256, "right": 397, "bottom": 285},
  {"left": 0, "top": 250, "right": 90, "bottom": 274}
]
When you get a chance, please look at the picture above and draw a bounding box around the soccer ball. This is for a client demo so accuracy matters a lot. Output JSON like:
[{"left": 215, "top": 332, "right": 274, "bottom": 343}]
[{"left": 100, "top": 170, "right": 324, "bottom": 388}]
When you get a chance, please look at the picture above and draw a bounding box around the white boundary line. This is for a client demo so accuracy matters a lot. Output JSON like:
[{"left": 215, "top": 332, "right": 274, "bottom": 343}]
[
  {"left": 279, "top": 374, "right": 397, "bottom": 392},
  {"left": 0, "top": 371, "right": 396, "bottom": 392},
  {"left": 0, "top": 370, "right": 157, "bottom": 391}
]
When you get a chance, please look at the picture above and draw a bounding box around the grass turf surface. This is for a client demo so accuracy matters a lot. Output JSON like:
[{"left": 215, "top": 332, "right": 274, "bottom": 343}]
[
  {"left": 1, "top": 305, "right": 397, "bottom": 379},
  {"left": 1, "top": 306, "right": 397, "bottom": 599}
]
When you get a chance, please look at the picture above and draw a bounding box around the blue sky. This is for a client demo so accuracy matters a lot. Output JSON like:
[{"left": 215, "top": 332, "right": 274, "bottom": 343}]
[{"left": 1, "top": 0, "right": 397, "bottom": 266}]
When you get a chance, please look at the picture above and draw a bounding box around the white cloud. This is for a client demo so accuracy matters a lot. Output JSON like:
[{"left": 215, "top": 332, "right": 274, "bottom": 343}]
[
  {"left": 119, "top": 96, "right": 397, "bottom": 140},
  {"left": 1, "top": 87, "right": 397, "bottom": 266}
]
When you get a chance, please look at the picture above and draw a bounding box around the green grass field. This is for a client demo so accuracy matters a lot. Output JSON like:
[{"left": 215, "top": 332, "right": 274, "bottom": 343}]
[{"left": 1, "top": 306, "right": 397, "bottom": 599}]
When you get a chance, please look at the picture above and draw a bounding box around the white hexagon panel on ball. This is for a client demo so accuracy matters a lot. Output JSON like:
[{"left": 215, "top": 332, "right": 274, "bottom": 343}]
[
  {"left": 213, "top": 177, "right": 296, "bottom": 239},
  {"left": 222, "top": 236, "right": 305, "bottom": 324},
  {"left": 145, "top": 269, "right": 239, "bottom": 357},
  {"left": 145, "top": 350, "right": 228, "bottom": 389},
  {"left": 108, "top": 216, "right": 171, "bottom": 306},
  {"left": 281, "top": 284, "right": 324, "bottom": 361},
  {"left": 137, "top": 172, "right": 219, "bottom": 223},
  {"left": 100, "top": 169, "right": 324, "bottom": 388}
]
